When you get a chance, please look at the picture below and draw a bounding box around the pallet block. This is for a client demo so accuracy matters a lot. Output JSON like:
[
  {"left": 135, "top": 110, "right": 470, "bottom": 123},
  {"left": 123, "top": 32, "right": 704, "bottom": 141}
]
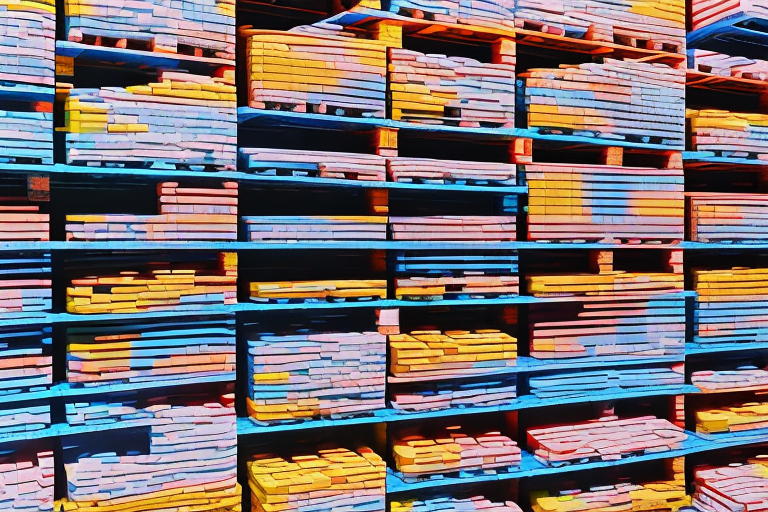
[
  {"left": 249, "top": 279, "right": 387, "bottom": 303},
  {"left": 0, "top": 449, "right": 54, "bottom": 512},
  {"left": 693, "top": 461, "right": 768, "bottom": 512},
  {"left": 530, "top": 364, "right": 684, "bottom": 399},
  {"left": 239, "top": 148, "right": 387, "bottom": 181},
  {"left": 0, "top": 0, "right": 55, "bottom": 86},
  {"left": 0, "top": 252, "right": 52, "bottom": 317},
  {"left": 688, "top": 109, "right": 768, "bottom": 160},
  {"left": 0, "top": 325, "right": 51, "bottom": 396},
  {"left": 688, "top": 192, "right": 768, "bottom": 243},
  {"left": 392, "top": 497, "right": 523, "bottom": 512},
  {"left": 245, "top": 216, "right": 387, "bottom": 243}
]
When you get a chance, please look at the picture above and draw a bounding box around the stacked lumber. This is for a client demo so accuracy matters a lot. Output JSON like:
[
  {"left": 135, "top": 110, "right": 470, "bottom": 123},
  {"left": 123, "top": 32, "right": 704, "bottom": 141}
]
[
  {"left": 691, "top": 0, "right": 768, "bottom": 31},
  {"left": 0, "top": 325, "right": 51, "bottom": 396},
  {"left": 688, "top": 192, "right": 768, "bottom": 243},
  {"left": 696, "top": 402, "right": 768, "bottom": 434},
  {"left": 0, "top": 402, "right": 50, "bottom": 434},
  {"left": 0, "top": 194, "right": 49, "bottom": 241},
  {"left": 0, "top": 253, "right": 51, "bottom": 317},
  {"left": 66, "top": 317, "right": 236, "bottom": 386},
  {"left": 688, "top": 109, "right": 768, "bottom": 159},
  {"left": 384, "top": 0, "right": 516, "bottom": 26},
  {"left": 692, "top": 462, "right": 768, "bottom": 512},
  {"left": 250, "top": 279, "right": 387, "bottom": 303},
  {"left": 693, "top": 367, "right": 768, "bottom": 393},
  {"left": 690, "top": 50, "right": 768, "bottom": 79},
  {"left": 388, "top": 157, "right": 517, "bottom": 186},
  {"left": 240, "top": 148, "right": 386, "bottom": 181},
  {"left": 528, "top": 272, "right": 684, "bottom": 297},
  {"left": 0, "top": 107, "right": 53, "bottom": 164},
  {"left": 247, "top": 447, "right": 386, "bottom": 512},
  {"left": 66, "top": 252, "right": 237, "bottom": 314},
  {"left": 514, "top": 0, "right": 685, "bottom": 52},
  {"left": 529, "top": 365, "right": 685, "bottom": 399},
  {"left": 0, "top": 0, "right": 55, "bottom": 85},
  {"left": 247, "top": 331, "right": 386, "bottom": 423},
  {"left": 528, "top": 296, "right": 686, "bottom": 359},
  {"left": 390, "top": 375, "right": 517, "bottom": 412},
  {"left": 392, "top": 497, "right": 523, "bottom": 512},
  {"left": 66, "top": 181, "right": 238, "bottom": 242},
  {"left": 389, "top": 48, "right": 515, "bottom": 127},
  {"left": 526, "top": 163, "right": 685, "bottom": 242},
  {"left": 528, "top": 415, "right": 687, "bottom": 465},
  {"left": 395, "top": 251, "right": 519, "bottom": 299},
  {"left": 523, "top": 60, "right": 685, "bottom": 146},
  {"left": 60, "top": 394, "right": 240, "bottom": 512},
  {"left": 242, "top": 29, "right": 387, "bottom": 117},
  {"left": 62, "top": 71, "right": 236, "bottom": 170},
  {"left": 0, "top": 449, "right": 54, "bottom": 512},
  {"left": 694, "top": 267, "right": 768, "bottom": 345},
  {"left": 390, "top": 216, "right": 516, "bottom": 241},
  {"left": 392, "top": 426, "right": 521, "bottom": 480},
  {"left": 64, "top": 0, "right": 235, "bottom": 60},
  {"left": 245, "top": 216, "right": 387, "bottom": 243}
]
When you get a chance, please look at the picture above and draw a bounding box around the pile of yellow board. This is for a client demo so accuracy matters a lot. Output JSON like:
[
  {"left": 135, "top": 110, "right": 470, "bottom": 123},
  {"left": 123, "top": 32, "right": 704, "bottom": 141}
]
[
  {"left": 250, "top": 280, "right": 387, "bottom": 303},
  {"left": 697, "top": 402, "right": 768, "bottom": 434},
  {"left": 688, "top": 192, "right": 768, "bottom": 243},
  {"left": 392, "top": 497, "right": 523, "bottom": 512},
  {"left": 688, "top": 109, "right": 768, "bottom": 160},
  {"left": 528, "top": 272, "right": 684, "bottom": 297}
]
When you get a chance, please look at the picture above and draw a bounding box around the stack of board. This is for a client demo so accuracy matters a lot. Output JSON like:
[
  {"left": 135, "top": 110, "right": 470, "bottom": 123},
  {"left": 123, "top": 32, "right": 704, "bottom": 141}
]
[
  {"left": 0, "top": 252, "right": 52, "bottom": 317},
  {"left": 526, "top": 163, "right": 685, "bottom": 243},
  {"left": 0, "top": 0, "right": 55, "bottom": 85},
  {"left": 240, "top": 148, "right": 386, "bottom": 181},
  {"left": 688, "top": 109, "right": 768, "bottom": 160},
  {"left": 59, "top": 394, "right": 240, "bottom": 512},
  {"left": 529, "top": 365, "right": 685, "bottom": 399},
  {"left": 692, "top": 461, "right": 768, "bottom": 512},
  {"left": 66, "top": 181, "right": 238, "bottom": 242},
  {"left": 390, "top": 216, "right": 517, "bottom": 241},
  {"left": 242, "top": 29, "right": 387, "bottom": 117},
  {"left": 389, "top": 48, "right": 515, "bottom": 127},
  {"left": 0, "top": 194, "right": 49, "bottom": 241},
  {"left": 528, "top": 295, "right": 687, "bottom": 359},
  {"left": 247, "top": 447, "right": 386, "bottom": 512},
  {"left": 527, "top": 415, "right": 687, "bottom": 465},
  {"left": 0, "top": 449, "right": 54, "bottom": 511},
  {"left": 522, "top": 60, "right": 685, "bottom": 146},
  {"left": 389, "top": 157, "right": 517, "bottom": 186},
  {"left": 62, "top": 71, "right": 236, "bottom": 170},
  {"left": 66, "top": 252, "right": 237, "bottom": 314},
  {"left": 0, "top": 325, "right": 51, "bottom": 396},
  {"left": 250, "top": 279, "right": 387, "bottom": 303},
  {"left": 392, "top": 426, "right": 521, "bottom": 480},
  {"left": 244, "top": 216, "right": 387, "bottom": 243},
  {"left": 382, "top": 0, "right": 516, "bottom": 26},
  {"left": 696, "top": 402, "right": 768, "bottom": 435},
  {"left": 693, "top": 367, "right": 768, "bottom": 393},
  {"left": 0, "top": 401, "right": 50, "bottom": 434},
  {"left": 688, "top": 192, "right": 768, "bottom": 243},
  {"left": 66, "top": 317, "right": 236, "bottom": 386},
  {"left": 247, "top": 331, "right": 386, "bottom": 423},
  {"left": 514, "top": 0, "right": 685, "bottom": 52},
  {"left": 690, "top": 49, "right": 768, "bottom": 79},
  {"left": 528, "top": 272, "right": 684, "bottom": 297},
  {"left": 690, "top": 0, "right": 768, "bottom": 31},
  {"left": 693, "top": 267, "right": 768, "bottom": 346},
  {"left": 390, "top": 374, "right": 517, "bottom": 412},
  {"left": 0, "top": 102, "right": 53, "bottom": 164},
  {"left": 64, "top": 0, "right": 235, "bottom": 60},
  {"left": 391, "top": 497, "right": 523, "bottom": 512},
  {"left": 394, "top": 251, "right": 519, "bottom": 300}
]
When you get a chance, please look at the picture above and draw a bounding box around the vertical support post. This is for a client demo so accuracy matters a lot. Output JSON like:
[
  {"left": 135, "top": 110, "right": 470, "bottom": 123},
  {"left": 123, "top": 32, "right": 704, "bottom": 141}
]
[
  {"left": 374, "top": 127, "right": 398, "bottom": 157},
  {"left": 600, "top": 146, "right": 623, "bottom": 166},
  {"left": 590, "top": 250, "right": 614, "bottom": 274}
]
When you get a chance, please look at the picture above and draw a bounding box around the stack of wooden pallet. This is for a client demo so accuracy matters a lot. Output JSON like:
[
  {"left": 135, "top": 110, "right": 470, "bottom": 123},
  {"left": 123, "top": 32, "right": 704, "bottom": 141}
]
[
  {"left": 1, "top": 102, "right": 53, "bottom": 164},
  {"left": 66, "top": 181, "right": 238, "bottom": 242},
  {"left": 0, "top": 253, "right": 51, "bottom": 317},
  {"left": 62, "top": 71, "right": 236, "bottom": 170},
  {"left": 697, "top": 402, "right": 768, "bottom": 435},
  {"left": 688, "top": 192, "right": 768, "bottom": 243},
  {"left": 523, "top": 60, "right": 685, "bottom": 145},
  {"left": 529, "top": 365, "right": 684, "bottom": 399},
  {"left": 250, "top": 279, "right": 387, "bottom": 303},
  {"left": 389, "top": 157, "right": 517, "bottom": 186},
  {"left": 392, "top": 497, "right": 523, "bottom": 512},
  {"left": 693, "top": 267, "right": 768, "bottom": 346},
  {"left": 395, "top": 251, "right": 519, "bottom": 300},
  {"left": 240, "top": 148, "right": 386, "bottom": 181},
  {"left": 247, "top": 331, "right": 386, "bottom": 423},
  {"left": 690, "top": 0, "right": 768, "bottom": 31},
  {"left": 693, "top": 367, "right": 768, "bottom": 393},
  {"left": 528, "top": 415, "right": 687, "bottom": 466},
  {"left": 0, "top": 402, "right": 50, "bottom": 434},
  {"left": 66, "top": 317, "right": 236, "bottom": 386},
  {"left": 245, "top": 216, "right": 387, "bottom": 243},
  {"left": 242, "top": 29, "right": 387, "bottom": 117},
  {"left": 688, "top": 110, "right": 768, "bottom": 159},
  {"left": 0, "top": 449, "right": 54, "bottom": 511},
  {"left": 690, "top": 49, "right": 768, "bottom": 79},
  {"left": 390, "top": 216, "right": 517, "bottom": 241},
  {"left": 64, "top": 0, "right": 235, "bottom": 59},
  {"left": 247, "top": 447, "right": 386, "bottom": 512},
  {"left": 60, "top": 394, "right": 240, "bottom": 512},
  {"left": 514, "top": 0, "right": 685, "bottom": 52},
  {"left": 0, "top": 0, "right": 55, "bottom": 85},
  {"left": 383, "top": 0, "right": 516, "bottom": 26},
  {"left": 0, "top": 194, "right": 49, "bottom": 241},
  {"left": 526, "top": 163, "right": 685, "bottom": 242},
  {"left": 390, "top": 48, "right": 515, "bottom": 127},
  {"left": 393, "top": 426, "right": 521, "bottom": 480},
  {"left": 66, "top": 252, "right": 237, "bottom": 314},
  {"left": 692, "top": 461, "right": 768, "bottom": 512},
  {"left": 0, "top": 325, "right": 51, "bottom": 396}
]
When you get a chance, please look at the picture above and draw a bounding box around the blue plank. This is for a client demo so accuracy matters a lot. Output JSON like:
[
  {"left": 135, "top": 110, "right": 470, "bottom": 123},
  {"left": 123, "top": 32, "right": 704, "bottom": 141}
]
[
  {"left": 687, "top": 342, "right": 768, "bottom": 355},
  {"left": 56, "top": 41, "right": 231, "bottom": 71},
  {"left": 688, "top": 13, "right": 768, "bottom": 60},
  {"left": 0, "top": 82, "right": 54, "bottom": 102}
]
